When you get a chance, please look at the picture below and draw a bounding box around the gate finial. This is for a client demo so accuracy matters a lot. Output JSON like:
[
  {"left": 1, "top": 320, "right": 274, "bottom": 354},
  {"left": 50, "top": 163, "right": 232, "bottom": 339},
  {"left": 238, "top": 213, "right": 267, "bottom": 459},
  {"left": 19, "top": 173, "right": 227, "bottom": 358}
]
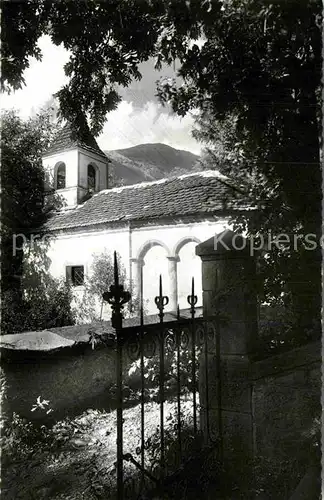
[
  {"left": 113, "top": 250, "right": 119, "bottom": 286},
  {"left": 187, "top": 276, "right": 198, "bottom": 317},
  {"left": 102, "top": 251, "right": 130, "bottom": 329},
  {"left": 154, "top": 274, "right": 169, "bottom": 321}
]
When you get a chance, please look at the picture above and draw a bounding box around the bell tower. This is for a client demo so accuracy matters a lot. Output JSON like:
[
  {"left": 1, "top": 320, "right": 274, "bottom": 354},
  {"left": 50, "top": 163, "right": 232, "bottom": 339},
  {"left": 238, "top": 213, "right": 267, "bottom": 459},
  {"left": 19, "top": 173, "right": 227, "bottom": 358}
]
[{"left": 42, "top": 124, "right": 110, "bottom": 207}]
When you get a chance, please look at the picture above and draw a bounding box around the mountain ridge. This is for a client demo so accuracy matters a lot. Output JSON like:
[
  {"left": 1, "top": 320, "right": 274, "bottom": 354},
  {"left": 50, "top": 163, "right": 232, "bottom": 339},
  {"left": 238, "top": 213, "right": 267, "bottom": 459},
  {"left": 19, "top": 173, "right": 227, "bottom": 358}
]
[{"left": 105, "top": 142, "right": 201, "bottom": 186}]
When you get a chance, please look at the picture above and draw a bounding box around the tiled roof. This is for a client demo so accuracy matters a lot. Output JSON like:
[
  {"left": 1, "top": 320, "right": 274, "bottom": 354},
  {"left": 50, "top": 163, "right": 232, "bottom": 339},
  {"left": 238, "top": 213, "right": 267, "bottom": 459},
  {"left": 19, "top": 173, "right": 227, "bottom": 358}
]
[
  {"left": 43, "top": 124, "right": 108, "bottom": 160},
  {"left": 44, "top": 170, "right": 250, "bottom": 232}
]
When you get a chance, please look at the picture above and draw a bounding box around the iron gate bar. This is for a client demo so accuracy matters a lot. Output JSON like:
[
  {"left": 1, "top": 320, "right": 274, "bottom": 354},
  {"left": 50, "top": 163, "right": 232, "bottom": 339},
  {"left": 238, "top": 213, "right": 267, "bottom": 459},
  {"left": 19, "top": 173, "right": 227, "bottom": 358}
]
[
  {"left": 204, "top": 320, "right": 211, "bottom": 442},
  {"left": 102, "top": 251, "right": 130, "bottom": 500},
  {"left": 215, "top": 317, "right": 223, "bottom": 458},
  {"left": 116, "top": 327, "right": 124, "bottom": 500},
  {"left": 154, "top": 275, "right": 169, "bottom": 481},
  {"left": 188, "top": 277, "right": 198, "bottom": 434},
  {"left": 123, "top": 453, "right": 159, "bottom": 485},
  {"left": 103, "top": 252, "right": 214, "bottom": 499},
  {"left": 139, "top": 326, "right": 145, "bottom": 487},
  {"left": 139, "top": 269, "right": 145, "bottom": 489},
  {"left": 176, "top": 306, "right": 182, "bottom": 463}
]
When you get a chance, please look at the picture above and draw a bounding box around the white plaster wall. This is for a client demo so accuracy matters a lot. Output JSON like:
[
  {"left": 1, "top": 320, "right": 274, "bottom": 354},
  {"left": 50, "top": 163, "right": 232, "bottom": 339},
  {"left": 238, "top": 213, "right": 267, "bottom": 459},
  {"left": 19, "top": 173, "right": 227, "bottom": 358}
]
[
  {"left": 142, "top": 245, "right": 170, "bottom": 314},
  {"left": 45, "top": 218, "right": 229, "bottom": 320},
  {"left": 56, "top": 187, "right": 79, "bottom": 206},
  {"left": 131, "top": 219, "right": 228, "bottom": 259},
  {"left": 177, "top": 241, "right": 202, "bottom": 310},
  {"left": 43, "top": 150, "right": 79, "bottom": 188},
  {"left": 47, "top": 228, "right": 130, "bottom": 280},
  {"left": 78, "top": 151, "right": 108, "bottom": 191},
  {"left": 46, "top": 227, "right": 130, "bottom": 322},
  {"left": 43, "top": 149, "right": 108, "bottom": 207},
  {"left": 132, "top": 219, "right": 228, "bottom": 314}
]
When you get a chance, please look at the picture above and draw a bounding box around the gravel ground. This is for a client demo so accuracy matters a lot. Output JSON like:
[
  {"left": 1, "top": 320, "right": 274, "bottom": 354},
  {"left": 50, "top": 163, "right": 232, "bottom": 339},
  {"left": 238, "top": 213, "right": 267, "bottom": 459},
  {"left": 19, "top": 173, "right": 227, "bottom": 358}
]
[{"left": 1, "top": 398, "right": 196, "bottom": 499}]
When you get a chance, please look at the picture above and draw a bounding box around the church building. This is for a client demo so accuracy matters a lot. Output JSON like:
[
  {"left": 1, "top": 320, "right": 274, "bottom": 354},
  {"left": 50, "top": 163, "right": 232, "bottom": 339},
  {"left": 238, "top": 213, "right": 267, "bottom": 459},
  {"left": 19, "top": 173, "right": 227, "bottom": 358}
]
[{"left": 42, "top": 126, "right": 248, "bottom": 319}]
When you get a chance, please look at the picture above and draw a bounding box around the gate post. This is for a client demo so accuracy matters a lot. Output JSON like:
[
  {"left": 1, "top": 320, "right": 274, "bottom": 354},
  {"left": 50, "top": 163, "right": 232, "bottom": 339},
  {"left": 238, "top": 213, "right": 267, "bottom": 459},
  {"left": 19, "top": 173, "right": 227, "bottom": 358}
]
[
  {"left": 196, "top": 230, "right": 257, "bottom": 482},
  {"left": 103, "top": 252, "right": 131, "bottom": 500}
]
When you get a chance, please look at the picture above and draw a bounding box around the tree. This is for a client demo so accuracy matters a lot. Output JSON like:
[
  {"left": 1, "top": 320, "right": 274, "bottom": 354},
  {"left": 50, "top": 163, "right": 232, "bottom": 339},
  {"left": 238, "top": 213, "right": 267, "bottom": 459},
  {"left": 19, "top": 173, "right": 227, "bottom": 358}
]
[
  {"left": 156, "top": 0, "right": 322, "bottom": 338},
  {"left": 157, "top": 1, "right": 322, "bottom": 228},
  {"left": 2, "top": 110, "right": 54, "bottom": 296},
  {"left": 2, "top": 0, "right": 161, "bottom": 138},
  {"left": 2, "top": 1, "right": 321, "bottom": 336},
  {"left": 1, "top": 109, "right": 73, "bottom": 333},
  {"left": 196, "top": 112, "right": 321, "bottom": 343},
  {"left": 73, "top": 251, "right": 143, "bottom": 323},
  {"left": 3, "top": 0, "right": 320, "bottom": 227}
]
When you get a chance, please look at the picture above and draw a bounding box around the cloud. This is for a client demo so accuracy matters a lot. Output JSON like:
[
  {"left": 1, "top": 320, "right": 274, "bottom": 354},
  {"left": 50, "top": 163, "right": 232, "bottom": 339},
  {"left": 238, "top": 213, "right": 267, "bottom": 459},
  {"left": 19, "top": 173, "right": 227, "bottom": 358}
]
[
  {"left": 1, "top": 36, "right": 202, "bottom": 154},
  {"left": 1, "top": 36, "right": 70, "bottom": 119},
  {"left": 98, "top": 101, "right": 201, "bottom": 155}
]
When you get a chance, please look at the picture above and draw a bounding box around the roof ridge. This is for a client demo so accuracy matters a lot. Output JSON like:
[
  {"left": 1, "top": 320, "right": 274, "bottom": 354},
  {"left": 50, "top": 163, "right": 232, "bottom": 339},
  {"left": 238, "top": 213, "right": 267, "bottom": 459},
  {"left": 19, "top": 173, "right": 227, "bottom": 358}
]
[
  {"left": 43, "top": 170, "right": 250, "bottom": 232},
  {"left": 95, "top": 169, "right": 231, "bottom": 197}
]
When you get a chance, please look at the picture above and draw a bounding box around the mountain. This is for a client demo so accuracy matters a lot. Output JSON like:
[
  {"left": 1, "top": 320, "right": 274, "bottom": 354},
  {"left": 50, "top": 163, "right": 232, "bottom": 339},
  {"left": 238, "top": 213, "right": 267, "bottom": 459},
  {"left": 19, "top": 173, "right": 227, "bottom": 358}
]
[{"left": 105, "top": 143, "right": 201, "bottom": 186}]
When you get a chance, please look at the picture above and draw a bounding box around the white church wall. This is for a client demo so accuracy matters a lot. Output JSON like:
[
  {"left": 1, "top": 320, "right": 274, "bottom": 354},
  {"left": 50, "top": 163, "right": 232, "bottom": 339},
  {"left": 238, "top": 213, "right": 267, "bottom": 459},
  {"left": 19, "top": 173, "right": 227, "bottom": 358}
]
[
  {"left": 44, "top": 218, "right": 229, "bottom": 320},
  {"left": 43, "top": 150, "right": 78, "bottom": 187},
  {"left": 142, "top": 245, "right": 170, "bottom": 314},
  {"left": 177, "top": 241, "right": 202, "bottom": 310},
  {"left": 131, "top": 219, "right": 228, "bottom": 314},
  {"left": 46, "top": 227, "right": 130, "bottom": 323},
  {"left": 130, "top": 219, "right": 228, "bottom": 259},
  {"left": 46, "top": 227, "right": 130, "bottom": 281},
  {"left": 78, "top": 151, "right": 108, "bottom": 191}
]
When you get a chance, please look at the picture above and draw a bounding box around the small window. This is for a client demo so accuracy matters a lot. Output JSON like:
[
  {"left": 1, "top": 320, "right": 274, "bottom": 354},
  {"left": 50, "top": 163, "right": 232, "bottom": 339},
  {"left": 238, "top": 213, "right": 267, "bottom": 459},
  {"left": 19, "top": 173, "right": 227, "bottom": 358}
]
[
  {"left": 66, "top": 265, "right": 84, "bottom": 286},
  {"left": 56, "top": 162, "right": 66, "bottom": 189},
  {"left": 87, "top": 164, "right": 96, "bottom": 191}
]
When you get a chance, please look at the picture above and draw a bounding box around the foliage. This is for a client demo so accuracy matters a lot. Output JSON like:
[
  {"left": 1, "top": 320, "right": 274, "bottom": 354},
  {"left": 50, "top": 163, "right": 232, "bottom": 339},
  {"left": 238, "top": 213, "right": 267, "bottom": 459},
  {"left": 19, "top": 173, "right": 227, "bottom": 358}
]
[
  {"left": 1, "top": 109, "right": 73, "bottom": 334},
  {"left": 3, "top": 1, "right": 321, "bottom": 170},
  {"left": 1, "top": 413, "right": 54, "bottom": 463},
  {"left": 72, "top": 250, "right": 127, "bottom": 323},
  {"left": 88, "top": 251, "right": 126, "bottom": 299},
  {"left": 255, "top": 301, "right": 319, "bottom": 358},
  {"left": 126, "top": 330, "right": 200, "bottom": 398},
  {"left": 2, "top": 0, "right": 163, "bottom": 137},
  {"left": 155, "top": 0, "right": 322, "bottom": 338},
  {"left": 2, "top": 110, "right": 55, "bottom": 293},
  {"left": 2, "top": 280, "right": 74, "bottom": 335},
  {"left": 157, "top": 0, "right": 322, "bottom": 224},
  {"left": 2, "top": 2, "right": 321, "bottom": 338},
  {"left": 22, "top": 239, "right": 75, "bottom": 330},
  {"left": 1, "top": 408, "right": 96, "bottom": 468},
  {"left": 137, "top": 412, "right": 223, "bottom": 499},
  {"left": 195, "top": 111, "right": 321, "bottom": 339},
  {"left": 31, "top": 396, "right": 54, "bottom": 415},
  {"left": 74, "top": 250, "right": 147, "bottom": 322}
]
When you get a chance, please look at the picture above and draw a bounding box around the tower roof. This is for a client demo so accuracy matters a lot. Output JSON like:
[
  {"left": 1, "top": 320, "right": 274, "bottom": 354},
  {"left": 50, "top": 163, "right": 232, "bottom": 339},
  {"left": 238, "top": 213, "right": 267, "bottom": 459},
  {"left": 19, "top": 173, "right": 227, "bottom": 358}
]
[{"left": 43, "top": 123, "right": 109, "bottom": 161}]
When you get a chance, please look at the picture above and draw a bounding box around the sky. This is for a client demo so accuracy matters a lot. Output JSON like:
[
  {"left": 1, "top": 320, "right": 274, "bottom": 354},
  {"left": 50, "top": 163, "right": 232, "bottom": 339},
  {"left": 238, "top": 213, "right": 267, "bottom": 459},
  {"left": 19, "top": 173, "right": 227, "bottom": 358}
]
[{"left": 1, "top": 36, "right": 202, "bottom": 155}]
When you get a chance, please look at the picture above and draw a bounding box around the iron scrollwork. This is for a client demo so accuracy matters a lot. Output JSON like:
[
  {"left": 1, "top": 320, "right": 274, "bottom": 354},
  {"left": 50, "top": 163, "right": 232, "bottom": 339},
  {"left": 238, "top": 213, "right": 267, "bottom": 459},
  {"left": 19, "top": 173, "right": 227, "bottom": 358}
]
[{"left": 102, "top": 263, "right": 221, "bottom": 499}]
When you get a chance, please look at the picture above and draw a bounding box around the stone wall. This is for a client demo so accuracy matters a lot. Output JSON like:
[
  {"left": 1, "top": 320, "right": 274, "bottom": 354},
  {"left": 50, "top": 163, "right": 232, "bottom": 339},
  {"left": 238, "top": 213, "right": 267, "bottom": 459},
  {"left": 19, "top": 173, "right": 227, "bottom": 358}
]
[
  {"left": 196, "top": 230, "right": 321, "bottom": 493},
  {"left": 1, "top": 343, "right": 117, "bottom": 422},
  {"left": 251, "top": 341, "right": 321, "bottom": 461}
]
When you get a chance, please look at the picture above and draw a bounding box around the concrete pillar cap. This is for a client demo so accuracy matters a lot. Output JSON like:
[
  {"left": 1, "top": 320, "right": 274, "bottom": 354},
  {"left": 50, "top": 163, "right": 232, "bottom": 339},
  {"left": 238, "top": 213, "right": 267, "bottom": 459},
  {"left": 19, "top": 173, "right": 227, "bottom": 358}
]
[{"left": 196, "top": 230, "right": 251, "bottom": 257}]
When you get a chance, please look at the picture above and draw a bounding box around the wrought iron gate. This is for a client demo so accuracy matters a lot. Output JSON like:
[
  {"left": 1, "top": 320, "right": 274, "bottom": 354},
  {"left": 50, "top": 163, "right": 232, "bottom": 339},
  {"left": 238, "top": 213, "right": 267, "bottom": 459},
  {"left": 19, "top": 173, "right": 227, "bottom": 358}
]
[{"left": 102, "top": 252, "right": 221, "bottom": 499}]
